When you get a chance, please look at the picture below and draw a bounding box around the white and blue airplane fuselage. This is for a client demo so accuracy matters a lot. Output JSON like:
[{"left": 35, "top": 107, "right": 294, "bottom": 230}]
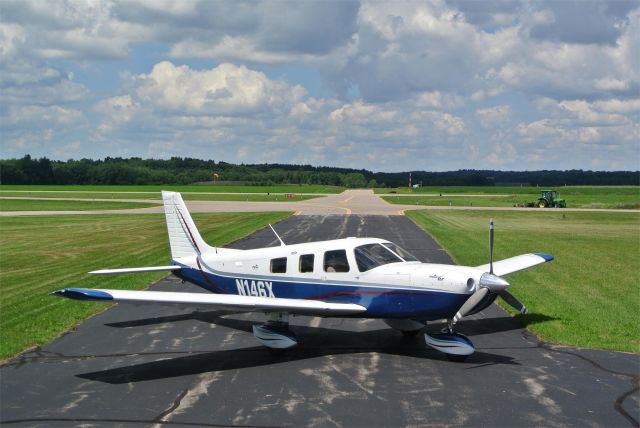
[
  {"left": 53, "top": 191, "right": 553, "bottom": 361},
  {"left": 173, "top": 239, "right": 478, "bottom": 320}
]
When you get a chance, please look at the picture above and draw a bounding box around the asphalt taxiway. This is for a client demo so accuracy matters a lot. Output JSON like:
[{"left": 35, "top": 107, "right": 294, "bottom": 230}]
[{"left": 1, "top": 215, "right": 638, "bottom": 427}]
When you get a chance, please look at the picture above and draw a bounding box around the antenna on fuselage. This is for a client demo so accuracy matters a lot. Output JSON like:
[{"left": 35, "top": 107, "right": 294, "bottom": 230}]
[{"left": 269, "top": 224, "right": 286, "bottom": 246}]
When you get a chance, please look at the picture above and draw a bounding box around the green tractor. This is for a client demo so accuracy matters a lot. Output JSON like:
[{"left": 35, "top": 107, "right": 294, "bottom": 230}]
[{"left": 536, "top": 190, "right": 566, "bottom": 208}]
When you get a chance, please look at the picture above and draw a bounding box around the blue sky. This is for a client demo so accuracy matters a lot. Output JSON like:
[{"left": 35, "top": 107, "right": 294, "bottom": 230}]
[{"left": 1, "top": 0, "right": 638, "bottom": 171}]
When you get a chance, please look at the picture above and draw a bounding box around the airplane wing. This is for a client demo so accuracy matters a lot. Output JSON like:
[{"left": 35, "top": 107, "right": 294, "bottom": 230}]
[
  {"left": 51, "top": 288, "right": 367, "bottom": 317},
  {"left": 89, "top": 266, "right": 181, "bottom": 275},
  {"left": 475, "top": 253, "right": 553, "bottom": 277}
]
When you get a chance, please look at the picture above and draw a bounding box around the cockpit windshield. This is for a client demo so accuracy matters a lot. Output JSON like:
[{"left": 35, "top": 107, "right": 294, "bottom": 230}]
[
  {"left": 354, "top": 243, "right": 403, "bottom": 272},
  {"left": 382, "top": 242, "right": 419, "bottom": 262}
]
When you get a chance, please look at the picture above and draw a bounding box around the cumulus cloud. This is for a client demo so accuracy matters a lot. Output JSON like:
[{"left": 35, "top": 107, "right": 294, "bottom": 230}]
[
  {"left": 7, "top": 105, "right": 83, "bottom": 126},
  {"left": 0, "top": 0, "right": 134, "bottom": 60},
  {"left": 510, "top": 95, "right": 638, "bottom": 170},
  {"left": 1, "top": 0, "right": 361, "bottom": 64},
  {"left": 90, "top": 62, "right": 320, "bottom": 161},
  {"left": 87, "top": 60, "right": 477, "bottom": 170},
  {"left": 476, "top": 105, "right": 512, "bottom": 129},
  {"left": 526, "top": 0, "right": 636, "bottom": 45},
  {"left": 125, "top": 61, "right": 306, "bottom": 116},
  {"left": 329, "top": 101, "right": 397, "bottom": 125},
  {"left": 415, "top": 91, "right": 464, "bottom": 111}
]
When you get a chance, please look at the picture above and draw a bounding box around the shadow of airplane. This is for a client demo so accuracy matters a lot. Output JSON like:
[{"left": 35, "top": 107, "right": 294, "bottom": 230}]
[
  {"left": 104, "top": 309, "right": 243, "bottom": 328},
  {"left": 79, "top": 313, "right": 534, "bottom": 384},
  {"left": 105, "top": 308, "right": 557, "bottom": 336}
]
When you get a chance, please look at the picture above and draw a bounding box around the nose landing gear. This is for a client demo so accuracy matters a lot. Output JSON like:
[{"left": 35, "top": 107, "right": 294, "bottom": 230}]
[{"left": 424, "top": 320, "right": 474, "bottom": 362}]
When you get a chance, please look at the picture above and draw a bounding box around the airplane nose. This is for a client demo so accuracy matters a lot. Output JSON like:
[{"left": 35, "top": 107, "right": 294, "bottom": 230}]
[{"left": 478, "top": 272, "right": 510, "bottom": 292}]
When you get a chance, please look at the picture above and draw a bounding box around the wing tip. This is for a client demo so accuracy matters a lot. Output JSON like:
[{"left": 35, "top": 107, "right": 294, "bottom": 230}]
[
  {"left": 534, "top": 253, "right": 554, "bottom": 262},
  {"left": 51, "top": 288, "right": 113, "bottom": 301}
]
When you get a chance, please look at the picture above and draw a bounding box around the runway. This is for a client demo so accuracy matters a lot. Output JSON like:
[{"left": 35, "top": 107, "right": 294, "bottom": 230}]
[{"left": 1, "top": 215, "right": 638, "bottom": 427}]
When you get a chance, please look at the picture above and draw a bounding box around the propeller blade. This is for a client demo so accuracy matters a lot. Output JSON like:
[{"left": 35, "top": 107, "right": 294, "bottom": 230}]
[
  {"left": 498, "top": 290, "right": 528, "bottom": 314},
  {"left": 489, "top": 218, "right": 494, "bottom": 274},
  {"left": 453, "top": 287, "right": 489, "bottom": 323}
]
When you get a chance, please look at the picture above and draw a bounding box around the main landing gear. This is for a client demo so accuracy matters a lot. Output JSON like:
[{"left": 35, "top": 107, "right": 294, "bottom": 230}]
[
  {"left": 254, "top": 314, "right": 475, "bottom": 362},
  {"left": 383, "top": 319, "right": 425, "bottom": 337},
  {"left": 423, "top": 319, "right": 475, "bottom": 362},
  {"left": 252, "top": 312, "right": 297, "bottom": 351}
]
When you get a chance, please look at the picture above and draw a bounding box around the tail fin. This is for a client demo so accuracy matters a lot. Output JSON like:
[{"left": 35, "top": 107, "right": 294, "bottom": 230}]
[{"left": 162, "top": 191, "right": 212, "bottom": 258}]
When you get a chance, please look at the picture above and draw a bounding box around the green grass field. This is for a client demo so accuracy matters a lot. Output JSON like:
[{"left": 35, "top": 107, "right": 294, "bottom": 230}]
[
  {"left": 0, "top": 198, "right": 160, "bottom": 211},
  {"left": 0, "top": 212, "right": 291, "bottom": 360},
  {"left": 380, "top": 186, "right": 640, "bottom": 209},
  {"left": 0, "top": 184, "right": 344, "bottom": 193},
  {"left": 0, "top": 192, "right": 318, "bottom": 203},
  {"left": 406, "top": 209, "right": 640, "bottom": 353},
  {"left": 384, "top": 195, "right": 518, "bottom": 208},
  {"left": 377, "top": 185, "right": 639, "bottom": 195}
]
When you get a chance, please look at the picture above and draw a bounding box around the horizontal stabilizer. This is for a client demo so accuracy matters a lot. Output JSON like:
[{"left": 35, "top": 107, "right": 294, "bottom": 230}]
[
  {"left": 476, "top": 253, "right": 553, "bottom": 276},
  {"left": 89, "top": 266, "right": 181, "bottom": 275},
  {"left": 51, "top": 288, "right": 367, "bottom": 316}
]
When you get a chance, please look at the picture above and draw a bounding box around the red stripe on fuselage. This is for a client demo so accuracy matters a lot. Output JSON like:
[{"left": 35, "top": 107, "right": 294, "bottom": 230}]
[
  {"left": 307, "top": 290, "right": 427, "bottom": 300},
  {"left": 196, "top": 258, "right": 224, "bottom": 293}
]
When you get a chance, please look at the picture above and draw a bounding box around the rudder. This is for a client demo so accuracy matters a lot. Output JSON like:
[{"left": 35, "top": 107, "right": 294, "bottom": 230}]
[{"left": 162, "top": 191, "right": 211, "bottom": 258}]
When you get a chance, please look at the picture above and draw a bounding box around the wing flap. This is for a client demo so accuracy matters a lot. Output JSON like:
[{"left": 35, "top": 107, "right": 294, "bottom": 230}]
[
  {"left": 476, "top": 253, "right": 553, "bottom": 276},
  {"left": 89, "top": 266, "right": 181, "bottom": 275},
  {"left": 51, "top": 288, "right": 366, "bottom": 316}
]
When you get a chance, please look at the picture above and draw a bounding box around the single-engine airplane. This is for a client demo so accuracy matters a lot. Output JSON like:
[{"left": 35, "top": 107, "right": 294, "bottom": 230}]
[{"left": 53, "top": 191, "right": 553, "bottom": 361}]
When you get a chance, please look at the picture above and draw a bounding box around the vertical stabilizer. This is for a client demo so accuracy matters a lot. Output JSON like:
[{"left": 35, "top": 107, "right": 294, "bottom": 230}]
[{"left": 162, "top": 191, "right": 211, "bottom": 258}]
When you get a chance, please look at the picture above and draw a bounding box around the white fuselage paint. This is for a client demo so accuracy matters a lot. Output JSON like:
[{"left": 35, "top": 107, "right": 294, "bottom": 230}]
[{"left": 182, "top": 237, "right": 483, "bottom": 297}]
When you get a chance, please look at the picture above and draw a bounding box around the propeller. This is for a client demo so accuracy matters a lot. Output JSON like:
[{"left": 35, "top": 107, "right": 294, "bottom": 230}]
[
  {"left": 499, "top": 290, "right": 528, "bottom": 314},
  {"left": 453, "top": 286, "right": 489, "bottom": 323},
  {"left": 453, "top": 218, "right": 526, "bottom": 323}
]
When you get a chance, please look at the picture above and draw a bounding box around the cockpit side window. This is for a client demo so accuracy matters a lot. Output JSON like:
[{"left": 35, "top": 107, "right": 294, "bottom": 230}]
[
  {"left": 354, "top": 243, "right": 403, "bottom": 272},
  {"left": 324, "top": 250, "right": 350, "bottom": 273},
  {"left": 382, "top": 242, "right": 419, "bottom": 262}
]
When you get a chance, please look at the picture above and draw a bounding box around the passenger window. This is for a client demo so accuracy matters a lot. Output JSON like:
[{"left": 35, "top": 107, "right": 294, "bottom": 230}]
[
  {"left": 270, "top": 257, "right": 287, "bottom": 273},
  {"left": 299, "top": 254, "right": 314, "bottom": 273},
  {"left": 324, "top": 250, "right": 350, "bottom": 273}
]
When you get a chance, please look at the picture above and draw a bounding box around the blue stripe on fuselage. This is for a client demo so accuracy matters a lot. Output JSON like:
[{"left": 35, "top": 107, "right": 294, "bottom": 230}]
[{"left": 174, "top": 266, "right": 467, "bottom": 320}]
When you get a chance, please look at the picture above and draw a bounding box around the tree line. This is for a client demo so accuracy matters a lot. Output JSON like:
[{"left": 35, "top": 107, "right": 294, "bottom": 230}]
[
  {"left": 0, "top": 155, "right": 372, "bottom": 187},
  {"left": 0, "top": 155, "right": 638, "bottom": 187}
]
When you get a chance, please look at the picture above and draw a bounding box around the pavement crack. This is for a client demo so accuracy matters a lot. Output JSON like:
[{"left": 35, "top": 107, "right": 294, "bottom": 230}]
[
  {"left": 615, "top": 384, "right": 640, "bottom": 428},
  {"left": 9, "top": 348, "right": 64, "bottom": 369},
  {"left": 153, "top": 387, "right": 189, "bottom": 424},
  {"left": 523, "top": 330, "right": 640, "bottom": 427}
]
